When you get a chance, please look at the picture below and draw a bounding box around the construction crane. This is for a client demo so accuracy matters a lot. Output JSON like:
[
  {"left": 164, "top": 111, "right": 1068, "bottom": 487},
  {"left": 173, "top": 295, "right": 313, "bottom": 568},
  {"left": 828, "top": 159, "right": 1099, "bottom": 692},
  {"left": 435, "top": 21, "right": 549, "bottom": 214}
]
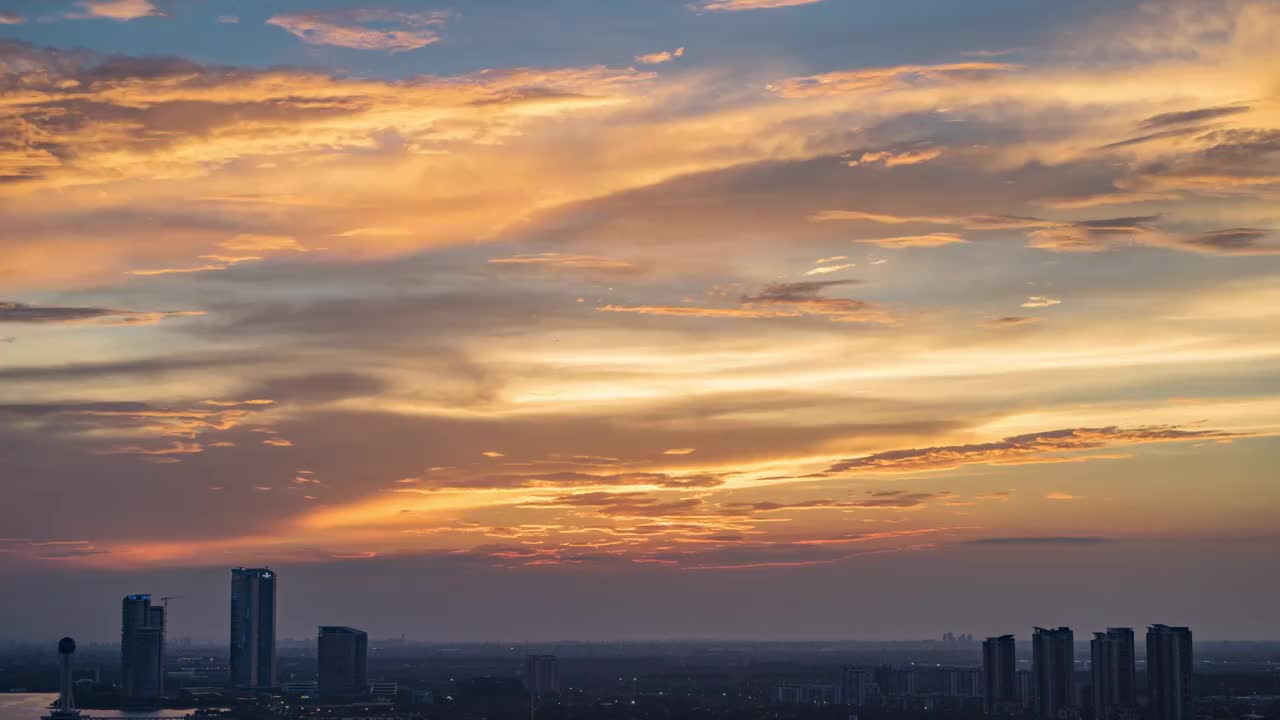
[{"left": 159, "top": 596, "right": 183, "bottom": 607}]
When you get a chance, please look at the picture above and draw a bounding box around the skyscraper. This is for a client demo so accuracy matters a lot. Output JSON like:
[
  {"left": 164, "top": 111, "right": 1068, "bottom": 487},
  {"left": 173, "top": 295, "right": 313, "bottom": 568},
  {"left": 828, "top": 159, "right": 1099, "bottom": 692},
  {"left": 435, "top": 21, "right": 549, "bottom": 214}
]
[
  {"left": 983, "top": 634, "right": 1017, "bottom": 715},
  {"left": 1033, "top": 627, "right": 1075, "bottom": 719},
  {"left": 229, "top": 568, "right": 276, "bottom": 689},
  {"left": 317, "top": 626, "right": 368, "bottom": 697},
  {"left": 525, "top": 654, "right": 560, "bottom": 700},
  {"left": 121, "top": 594, "right": 165, "bottom": 699},
  {"left": 1091, "top": 628, "right": 1136, "bottom": 720},
  {"left": 1146, "top": 625, "right": 1192, "bottom": 720}
]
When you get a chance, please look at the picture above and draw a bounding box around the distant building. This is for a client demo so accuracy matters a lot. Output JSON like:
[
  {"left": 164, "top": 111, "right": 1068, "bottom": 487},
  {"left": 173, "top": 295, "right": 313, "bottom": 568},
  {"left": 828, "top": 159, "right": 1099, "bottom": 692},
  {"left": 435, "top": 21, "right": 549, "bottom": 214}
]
[
  {"left": 121, "top": 594, "right": 165, "bottom": 699},
  {"left": 1016, "top": 670, "right": 1036, "bottom": 711},
  {"left": 280, "top": 681, "right": 318, "bottom": 697},
  {"left": 525, "top": 654, "right": 560, "bottom": 700},
  {"left": 943, "top": 667, "right": 982, "bottom": 698},
  {"left": 875, "top": 666, "right": 917, "bottom": 697},
  {"left": 983, "top": 635, "right": 1017, "bottom": 714},
  {"left": 1033, "top": 627, "right": 1076, "bottom": 719},
  {"left": 1146, "top": 625, "right": 1193, "bottom": 720},
  {"left": 841, "top": 666, "right": 875, "bottom": 707},
  {"left": 317, "top": 626, "right": 368, "bottom": 697},
  {"left": 1091, "top": 628, "right": 1137, "bottom": 720},
  {"left": 775, "top": 684, "right": 841, "bottom": 705},
  {"left": 229, "top": 568, "right": 276, "bottom": 689}
]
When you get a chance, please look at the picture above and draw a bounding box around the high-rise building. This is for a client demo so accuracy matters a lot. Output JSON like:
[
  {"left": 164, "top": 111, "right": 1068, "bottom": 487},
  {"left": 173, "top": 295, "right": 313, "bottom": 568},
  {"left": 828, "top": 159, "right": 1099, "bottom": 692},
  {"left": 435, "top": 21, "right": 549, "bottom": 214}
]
[
  {"left": 1091, "top": 628, "right": 1136, "bottom": 720},
  {"left": 229, "top": 568, "right": 277, "bottom": 689},
  {"left": 121, "top": 594, "right": 165, "bottom": 699},
  {"left": 943, "top": 667, "right": 982, "bottom": 698},
  {"left": 1033, "top": 627, "right": 1076, "bottom": 719},
  {"left": 841, "top": 666, "right": 874, "bottom": 707},
  {"left": 983, "top": 635, "right": 1017, "bottom": 714},
  {"left": 1146, "top": 625, "right": 1192, "bottom": 720},
  {"left": 1016, "top": 670, "right": 1036, "bottom": 711},
  {"left": 525, "top": 655, "right": 560, "bottom": 700},
  {"left": 317, "top": 626, "right": 368, "bottom": 697}
]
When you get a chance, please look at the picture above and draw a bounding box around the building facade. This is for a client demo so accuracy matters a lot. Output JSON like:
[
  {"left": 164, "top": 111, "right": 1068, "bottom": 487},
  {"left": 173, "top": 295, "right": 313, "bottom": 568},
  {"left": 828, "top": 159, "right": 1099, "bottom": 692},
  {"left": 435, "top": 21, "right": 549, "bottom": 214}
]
[
  {"left": 317, "top": 626, "right": 368, "bottom": 697},
  {"left": 875, "top": 666, "right": 917, "bottom": 697},
  {"left": 1033, "top": 627, "right": 1076, "bottom": 719},
  {"left": 121, "top": 594, "right": 165, "bottom": 699},
  {"left": 525, "top": 654, "right": 560, "bottom": 700},
  {"left": 841, "top": 666, "right": 875, "bottom": 707},
  {"left": 943, "top": 667, "right": 982, "bottom": 698},
  {"left": 1146, "top": 625, "right": 1193, "bottom": 720},
  {"left": 229, "top": 568, "right": 277, "bottom": 689},
  {"left": 983, "top": 634, "right": 1017, "bottom": 714},
  {"left": 1091, "top": 628, "right": 1137, "bottom": 720}
]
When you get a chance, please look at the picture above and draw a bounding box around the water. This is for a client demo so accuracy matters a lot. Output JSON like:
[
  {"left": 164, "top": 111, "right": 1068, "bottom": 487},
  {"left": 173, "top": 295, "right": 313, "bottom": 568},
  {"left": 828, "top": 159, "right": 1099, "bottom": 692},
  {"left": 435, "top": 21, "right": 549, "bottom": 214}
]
[{"left": 0, "top": 696, "right": 193, "bottom": 720}]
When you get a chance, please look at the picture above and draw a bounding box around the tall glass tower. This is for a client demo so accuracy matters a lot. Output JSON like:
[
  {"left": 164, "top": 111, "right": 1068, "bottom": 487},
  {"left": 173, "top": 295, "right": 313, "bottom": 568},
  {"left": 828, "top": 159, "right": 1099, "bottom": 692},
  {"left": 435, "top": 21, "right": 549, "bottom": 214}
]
[
  {"left": 229, "top": 568, "right": 276, "bottom": 689},
  {"left": 1146, "top": 625, "right": 1192, "bottom": 720},
  {"left": 983, "top": 634, "right": 1017, "bottom": 715},
  {"left": 317, "top": 626, "right": 368, "bottom": 697},
  {"left": 121, "top": 594, "right": 165, "bottom": 699},
  {"left": 1091, "top": 628, "right": 1136, "bottom": 720},
  {"left": 1032, "top": 627, "right": 1075, "bottom": 719}
]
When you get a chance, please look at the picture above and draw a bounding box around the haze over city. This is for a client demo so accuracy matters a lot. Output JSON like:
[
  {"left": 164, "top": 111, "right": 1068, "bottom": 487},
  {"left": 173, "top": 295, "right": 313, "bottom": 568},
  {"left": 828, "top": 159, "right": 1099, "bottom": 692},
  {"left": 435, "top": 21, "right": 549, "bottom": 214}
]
[{"left": 2, "top": 0, "right": 1280, "bottom": 647}]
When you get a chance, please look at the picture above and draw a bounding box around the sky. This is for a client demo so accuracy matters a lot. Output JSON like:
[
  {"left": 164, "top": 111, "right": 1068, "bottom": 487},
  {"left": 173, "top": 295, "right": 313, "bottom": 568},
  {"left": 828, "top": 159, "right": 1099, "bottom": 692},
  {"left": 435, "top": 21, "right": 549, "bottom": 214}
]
[{"left": 1, "top": 0, "right": 1278, "bottom": 643}]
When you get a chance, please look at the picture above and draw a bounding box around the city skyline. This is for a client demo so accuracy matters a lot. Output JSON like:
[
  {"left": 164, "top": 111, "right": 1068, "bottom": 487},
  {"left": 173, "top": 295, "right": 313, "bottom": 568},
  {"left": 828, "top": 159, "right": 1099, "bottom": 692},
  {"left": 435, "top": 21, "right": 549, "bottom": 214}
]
[{"left": 1, "top": 0, "right": 1279, "bottom": 642}]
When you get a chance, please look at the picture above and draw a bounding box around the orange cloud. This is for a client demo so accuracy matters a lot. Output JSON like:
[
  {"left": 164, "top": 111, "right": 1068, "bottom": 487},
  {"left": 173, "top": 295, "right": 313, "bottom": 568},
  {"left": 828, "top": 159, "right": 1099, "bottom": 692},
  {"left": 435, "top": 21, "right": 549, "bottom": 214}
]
[
  {"left": 856, "top": 233, "right": 966, "bottom": 249},
  {"left": 635, "top": 48, "right": 686, "bottom": 65},
  {"left": 66, "top": 0, "right": 162, "bottom": 21}
]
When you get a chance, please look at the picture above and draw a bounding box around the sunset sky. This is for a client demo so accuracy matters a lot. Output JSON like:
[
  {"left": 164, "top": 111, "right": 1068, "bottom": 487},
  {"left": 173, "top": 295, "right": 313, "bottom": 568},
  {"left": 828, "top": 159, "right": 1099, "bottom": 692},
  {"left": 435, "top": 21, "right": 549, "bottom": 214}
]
[{"left": 1, "top": 0, "right": 1278, "bottom": 642}]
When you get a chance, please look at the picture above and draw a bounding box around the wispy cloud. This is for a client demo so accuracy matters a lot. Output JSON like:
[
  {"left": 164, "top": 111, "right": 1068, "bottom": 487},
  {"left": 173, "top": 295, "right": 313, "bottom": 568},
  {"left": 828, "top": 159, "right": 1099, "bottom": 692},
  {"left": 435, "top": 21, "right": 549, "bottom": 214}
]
[
  {"left": 695, "top": 0, "right": 823, "bottom": 12},
  {"left": 0, "top": 302, "right": 203, "bottom": 326},
  {"left": 771, "top": 62, "right": 1017, "bottom": 97},
  {"left": 1021, "top": 296, "right": 1061, "bottom": 308},
  {"left": 635, "top": 47, "right": 685, "bottom": 65},
  {"left": 967, "top": 536, "right": 1110, "bottom": 545},
  {"left": 267, "top": 8, "right": 451, "bottom": 52},
  {"left": 856, "top": 233, "right": 966, "bottom": 249},
  {"left": 818, "top": 425, "right": 1242, "bottom": 477},
  {"left": 488, "top": 253, "right": 637, "bottom": 272}
]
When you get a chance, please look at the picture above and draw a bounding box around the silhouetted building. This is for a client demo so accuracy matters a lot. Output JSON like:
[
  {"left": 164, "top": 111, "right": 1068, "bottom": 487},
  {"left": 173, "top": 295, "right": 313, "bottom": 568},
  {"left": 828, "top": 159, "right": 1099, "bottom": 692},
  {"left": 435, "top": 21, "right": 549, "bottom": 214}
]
[
  {"left": 229, "top": 568, "right": 276, "bottom": 689},
  {"left": 1091, "top": 628, "right": 1136, "bottom": 720},
  {"left": 944, "top": 667, "right": 982, "bottom": 698},
  {"left": 1016, "top": 670, "right": 1036, "bottom": 711},
  {"left": 525, "top": 654, "right": 560, "bottom": 699},
  {"left": 842, "top": 666, "right": 875, "bottom": 707},
  {"left": 875, "top": 666, "right": 917, "bottom": 697},
  {"left": 1033, "top": 627, "right": 1076, "bottom": 719},
  {"left": 1146, "top": 625, "right": 1192, "bottom": 720},
  {"left": 317, "top": 626, "right": 367, "bottom": 697},
  {"left": 984, "top": 635, "right": 1017, "bottom": 714},
  {"left": 121, "top": 594, "right": 165, "bottom": 699}
]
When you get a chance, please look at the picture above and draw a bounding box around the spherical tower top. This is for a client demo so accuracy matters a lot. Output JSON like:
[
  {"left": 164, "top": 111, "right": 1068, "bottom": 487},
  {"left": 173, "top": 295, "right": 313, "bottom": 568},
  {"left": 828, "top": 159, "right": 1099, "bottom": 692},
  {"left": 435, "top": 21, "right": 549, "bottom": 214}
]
[{"left": 58, "top": 637, "right": 76, "bottom": 655}]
